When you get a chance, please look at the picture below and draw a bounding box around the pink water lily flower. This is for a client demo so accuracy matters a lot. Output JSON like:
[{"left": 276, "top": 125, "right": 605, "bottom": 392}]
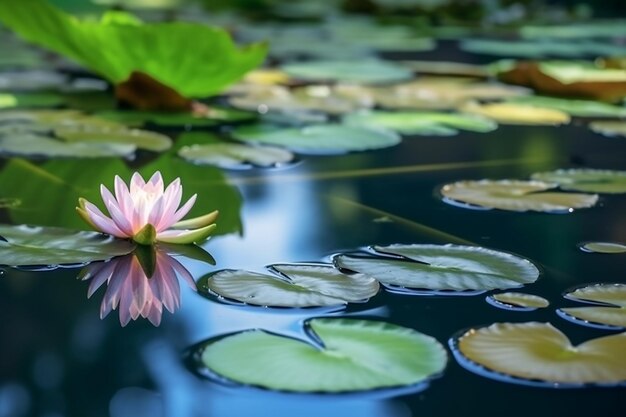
[{"left": 76, "top": 171, "right": 218, "bottom": 245}]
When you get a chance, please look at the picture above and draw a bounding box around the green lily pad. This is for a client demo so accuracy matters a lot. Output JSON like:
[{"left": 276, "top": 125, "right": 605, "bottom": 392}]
[
  {"left": 460, "top": 101, "right": 570, "bottom": 125},
  {"left": 199, "top": 263, "right": 379, "bottom": 307},
  {"left": 231, "top": 124, "right": 401, "bottom": 154},
  {"left": 521, "top": 21, "right": 626, "bottom": 39},
  {"left": 0, "top": 93, "right": 65, "bottom": 109},
  {"left": 197, "top": 318, "right": 447, "bottom": 392},
  {"left": 559, "top": 283, "right": 626, "bottom": 329},
  {"left": 507, "top": 96, "right": 626, "bottom": 118},
  {"left": 590, "top": 121, "right": 626, "bottom": 139},
  {"left": 579, "top": 242, "right": 626, "bottom": 254},
  {"left": 539, "top": 61, "right": 626, "bottom": 84},
  {"left": 398, "top": 60, "right": 489, "bottom": 77},
  {"left": 0, "top": 70, "right": 68, "bottom": 91},
  {"left": 460, "top": 39, "right": 626, "bottom": 58},
  {"left": 452, "top": 322, "right": 626, "bottom": 387},
  {"left": 440, "top": 180, "right": 598, "bottom": 212},
  {"left": 334, "top": 244, "right": 539, "bottom": 293},
  {"left": 0, "top": 224, "right": 134, "bottom": 267},
  {"left": 531, "top": 169, "right": 626, "bottom": 194},
  {"left": 179, "top": 142, "right": 294, "bottom": 169},
  {"left": 0, "top": 133, "right": 136, "bottom": 158},
  {"left": 487, "top": 292, "right": 549, "bottom": 310},
  {"left": 97, "top": 107, "right": 256, "bottom": 127},
  {"left": 281, "top": 60, "right": 413, "bottom": 84},
  {"left": 342, "top": 110, "right": 497, "bottom": 135},
  {"left": 57, "top": 126, "right": 172, "bottom": 152}
]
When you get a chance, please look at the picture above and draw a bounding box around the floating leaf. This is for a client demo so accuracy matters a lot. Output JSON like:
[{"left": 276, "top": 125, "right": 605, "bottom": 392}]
[
  {"left": 199, "top": 263, "right": 379, "bottom": 307},
  {"left": 0, "top": 224, "right": 134, "bottom": 267},
  {"left": 0, "top": 1, "right": 266, "bottom": 99},
  {"left": 452, "top": 322, "right": 626, "bottom": 386},
  {"left": 506, "top": 96, "right": 626, "bottom": 118},
  {"left": 559, "top": 284, "right": 626, "bottom": 329},
  {"left": 179, "top": 143, "right": 293, "bottom": 169},
  {"left": 520, "top": 21, "right": 626, "bottom": 39},
  {"left": 197, "top": 318, "right": 447, "bottom": 392},
  {"left": 461, "top": 39, "right": 626, "bottom": 58},
  {"left": 487, "top": 292, "right": 549, "bottom": 310},
  {"left": 398, "top": 60, "right": 489, "bottom": 78},
  {"left": 531, "top": 169, "right": 626, "bottom": 194},
  {"left": 0, "top": 93, "right": 65, "bottom": 109},
  {"left": 0, "top": 133, "right": 135, "bottom": 158},
  {"left": 97, "top": 107, "right": 255, "bottom": 127},
  {"left": 440, "top": 180, "right": 598, "bottom": 212},
  {"left": 334, "top": 244, "right": 539, "bottom": 293},
  {"left": 460, "top": 101, "right": 570, "bottom": 125},
  {"left": 231, "top": 124, "right": 401, "bottom": 154},
  {"left": 590, "top": 121, "right": 626, "bottom": 139},
  {"left": 281, "top": 60, "right": 413, "bottom": 84},
  {"left": 342, "top": 110, "right": 497, "bottom": 135},
  {"left": 579, "top": 242, "right": 626, "bottom": 254},
  {"left": 57, "top": 127, "right": 172, "bottom": 152},
  {"left": 0, "top": 70, "right": 68, "bottom": 92}
]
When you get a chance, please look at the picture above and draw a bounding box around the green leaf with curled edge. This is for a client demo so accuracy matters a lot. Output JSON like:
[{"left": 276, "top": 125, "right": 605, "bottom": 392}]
[
  {"left": 282, "top": 60, "right": 413, "bottom": 84},
  {"left": 440, "top": 180, "right": 598, "bottom": 212},
  {"left": 342, "top": 110, "right": 497, "bottom": 136},
  {"left": 199, "top": 263, "right": 379, "bottom": 307},
  {"left": 198, "top": 318, "right": 447, "bottom": 392},
  {"left": 559, "top": 283, "right": 626, "bottom": 329},
  {"left": 531, "top": 169, "right": 626, "bottom": 194},
  {"left": 453, "top": 322, "right": 626, "bottom": 386},
  {"left": 334, "top": 244, "right": 539, "bottom": 292},
  {"left": 0, "top": 0, "right": 266, "bottom": 98},
  {"left": 179, "top": 142, "right": 294, "bottom": 169},
  {"left": 488, "top": 292, "right": 549, "bottom": 310},
  {"left": 0, "top": 224, "right": 134, "bottom": 267}
]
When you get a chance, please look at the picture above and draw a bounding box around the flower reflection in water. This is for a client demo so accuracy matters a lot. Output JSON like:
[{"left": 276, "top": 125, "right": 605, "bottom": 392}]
[{"left": 79, "top": 245, "right": 197, "bottom": 326}]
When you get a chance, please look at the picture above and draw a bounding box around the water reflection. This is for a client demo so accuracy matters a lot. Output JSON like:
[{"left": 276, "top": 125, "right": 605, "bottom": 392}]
[{"left": 78, "top": 245, "right": 198, "bottom": 327}]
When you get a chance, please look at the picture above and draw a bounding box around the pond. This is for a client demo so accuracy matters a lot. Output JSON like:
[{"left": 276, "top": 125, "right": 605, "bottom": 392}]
[{"left": 0, "top": 1, "right": 625, "bottom": 417}]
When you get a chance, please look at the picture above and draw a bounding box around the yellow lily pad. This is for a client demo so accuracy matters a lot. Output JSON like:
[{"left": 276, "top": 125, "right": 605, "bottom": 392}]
[
  {"left": 559, "top": 283, "right": 626, "bottom": 329},
  {"left": 440, "top": 180, "right": 598, "bottom": 213},
  {"left": 460, "top": 101, "right": 570, "bottom": 125},
  {"left": 453, "top": 322, "right": 626, "bottom": 386},
  {"left": 487, "top": 292, "right": 549, "bottom": 310}
]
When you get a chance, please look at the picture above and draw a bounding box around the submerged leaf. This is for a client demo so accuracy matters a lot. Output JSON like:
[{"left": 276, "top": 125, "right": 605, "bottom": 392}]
[
  {"left": 199, "top": 263, "right": 379, "bottom": 307},
  {"left": 453, "top": 322, "right": 626, "bottom": 386},
  {"left": 531, "top": 169, "right": 626, "bottom": 194},
  {"left": 0, "top": 224, "right": 134, "bottom": 267},
  {"left": 335, "top": 244, "right": 539, "bottom": 293},
  {"left": 179, "top": 142, "right": 293, "bottom": 169},
  {"left": 281, "top": 60, "right": 413, "bottom": 84},
  {"left": 0, "top": 1, "right": 266, "bottom": 98},
  {"left": 559, "top": 283, "right": 626, "bottom": 329},
  {"left": 461, "top": 101, "right": 570, "bottom": 125},
  {"left": 198, "top": 318, "right": 447, "bottom": 392},
  {"left": 440, "top": 180, "right": 598, "bottom": 212}
]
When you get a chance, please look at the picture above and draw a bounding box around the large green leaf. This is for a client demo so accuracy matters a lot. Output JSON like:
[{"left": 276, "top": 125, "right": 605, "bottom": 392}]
[
  {"left": 0, "top": 224, "right": 134, "bottom": 267},
  {"left": 198, "top": 318, "right": 447, "bottom": 392},
  {"left": 231, "top": 124, "right": 401, "bottom": 154},
  {"left": 452, "top": 322, "right": 626, "bottom": 386},
  {"left": 199, "top": 263, "right": 379, "bottom": 307},
  {"left": 559, "top": 283, "right": 626, "bottom": 329},
  {"left": 0, "top": 0, "right": 266, "bottom": 98},
  {"left": 531, "top": 169, "right": 626, "bottom": 194},
  {"left": 440, "top": 180, "right": 598, "bottom": 212},
  {"left": 281, "top": 60, "right": 413, "bottom": 84},
  {"left": 342, "top": 110, "right": 497, "bottom": 135},
  {"left": 334, "top": 244, "right": 539, "bottom": 293}
]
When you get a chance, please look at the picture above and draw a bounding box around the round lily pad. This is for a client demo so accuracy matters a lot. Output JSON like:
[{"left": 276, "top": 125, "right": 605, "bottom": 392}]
[
  {"left": 334, "top": 244, "right": 539, "bottom": 293},
  {"left": 57, "top": 126, "right": 172, "bottom": 152},
  {"left": 440, "top": 180, "right": 598, "bottom": 213},
  {"left": 196, "top": 318, "right": 447, "bottom": 392},
  {"left": 179, "top": 142, "right": 294, "bottom": 169},
  {"left": 342, "top": 110, "right": 497, "bottom": 135},
  {"left": 0, "top": 224, "right": 135, "bottom": 267},
  {"left": 531, "top": 169, "right": 626, "bottom": 194},
  {"left": 231, "top": 124, "right": 401, "bottom": 154},
  {"left": 281, "top": 60, "right": 413, "bottom": 84},
  {"left": 451, "top": 322, "right": 626, "bottom": 387},
  {"left": 461, "top": 101, "right": 570, "bottom": 125},
  {"left": 97, "top": 107, "right": 255, "bottom": 127},
  {"left": 199, "top": 263, "right": 379, "bottom": 308},
  {"left": 0, "top": 133, "right": 136, "bottom": 158},
  {"left": 487, "top": 292, "right": 549, "bottom": 311},
  {"left": 579, "top": 242, "right": 626, "bottom": 254},
  {"left": 558, "top": 283, "right": 626, "bottom": 329},
  {"left": 590, "top": 120, "right": 626, "bottom": 139},
  {"left": 507, "top": 96, "right": 626, "bottom": 118},
  {"left": 0, "top": 93, "right": 65, "bottom": 109}
]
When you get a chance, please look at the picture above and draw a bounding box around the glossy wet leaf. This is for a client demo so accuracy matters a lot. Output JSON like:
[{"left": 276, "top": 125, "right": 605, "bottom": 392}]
[
  {"left": 281, "top": 60, "right": 413, "bottom": 84},
  {"left": 335, "top": 244, "right": 539, "bottom": 292},
  {"left": 559, "top": 284, "right": 626, "bottom": 329},
  {"left": 580, "top": 242, "right": 626, "bottom": 254},
  {"left": 179, "top": 142, "right": 293, "bottom": 169},
  {"left": 506, "top": 96, "right": 626, "bottom": 118},
  {"left": 231, "top": 124, "right": 401, "bottom": 154},
  {"left": 199, "top": 318, "right": 447, "bottom": 392},
  {"left": 531, "top": 169, "right": 626, "bottom": 194},
  {"left": 0, "top": 224, "right": 134, "bottom": 267},
  {"left": 57, "top": 127, "right": 172, "bottom": 152},
  {"left": 342, "top": 110, "right": 497, "bottom": 135},
  {"left": 440, "top": 180, "right": 598, "bottom": 212},
  {"left": 488, "top": 292, "right": 549, "bottom": 309},
  {"left": 454, "top": 322, "right": 626, "bottom": 385},
  {"left": 201, "top": 263, "right": 379, "bottom": 307},
  {"left": 461, "top": 101, "right": 570, "bottom": 125},
  {"left": 0, "top": 1, "right": 266, "bottom": 98},
  {"left": 590, "top": 121, "right": 626, "bottom": 139}
]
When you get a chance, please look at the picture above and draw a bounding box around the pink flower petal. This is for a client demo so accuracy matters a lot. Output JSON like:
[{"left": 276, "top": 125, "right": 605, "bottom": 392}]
[
  {"left": 114, "top": 175, "right": 133, "bottom": 216},
  {"left": 130, "top": 172, "right": 146, "bottom": 196},
  {"left": 83, "top": 201, "right": 127, "bottom": 237},
  {"left": 170, "top": 194, "right": 197, "bottom": 225},
  {"left": 156, "top": 179, "right": 182, "bottom": 230},
  {"left": 101, "top": 185, "right": 134, "bottom": 236}
]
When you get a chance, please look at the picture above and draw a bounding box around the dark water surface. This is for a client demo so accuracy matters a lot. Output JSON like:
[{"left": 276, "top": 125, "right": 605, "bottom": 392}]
[{"left": 1, "top": 117, "right": 625, "bottom": 416}]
